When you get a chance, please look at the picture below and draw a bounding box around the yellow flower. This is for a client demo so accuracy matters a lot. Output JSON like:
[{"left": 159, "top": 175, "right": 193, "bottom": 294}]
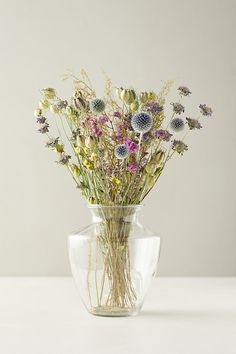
[
  {"left": 71, "top": 164, "right": 81, "bottom": 176},
  {"left": 55, "top": 144, "right": 64, "bottom": 153},
  {"left": 41, "top": 88, "right": 56, "bottom": 99},
  {"left": 39, "top": 99, "right": 49, "bottom": 110},
  {"left": 74, "top": 146, "right": 83, "bottom": 155},
  {"left": 83, "top": 147, "right": 90, "bottom": 154},
  {"left": 152, "top": 150, "right": 165, "bottom": 164},
  {"left": 110, "top": 176, "right": 121, "bottom": 185},
  {"left": 76, "top": 135, "right": 84, "bottom": 147},
  {"left": 50, "top": 104, "right": 60, "bottom": 114},
  {"left": 88, "top": 197, "right": 95, "bottom": 204},
  {"left": 83, "top": 159, "right": 93, "bottom": 170},
  {"left": 147, "top": 91, "right": 157, "bottom": 100},
  {"left": 147, "top": 175, "right": 155, "bottom": 188},
  {"left": 34, "top": 108, "right": 43, "bottom": 117},
  {"left": 145, "top": 163, "right": 156, "bottom": 175},
  {"left": 66, "top": 105, "right": 77, "bottom": 119},
  {"left": 90, "top": 153, "right": 98, "bottom": 161}
]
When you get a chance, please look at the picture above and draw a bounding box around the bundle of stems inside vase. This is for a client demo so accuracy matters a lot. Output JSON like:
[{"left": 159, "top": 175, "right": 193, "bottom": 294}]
[{"left": 35, "top": 70, "right": 213, "bottom": 312}]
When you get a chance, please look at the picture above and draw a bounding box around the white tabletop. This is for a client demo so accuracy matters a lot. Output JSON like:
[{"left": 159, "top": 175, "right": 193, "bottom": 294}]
[{"left": 0, "top": 277, "right": 235, "bottom": 354}]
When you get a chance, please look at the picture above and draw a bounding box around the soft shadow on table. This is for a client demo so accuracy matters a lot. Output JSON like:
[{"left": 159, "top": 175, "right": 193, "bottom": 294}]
[{"left": 140, "top": 309, "right": 236, "bottom": 320}]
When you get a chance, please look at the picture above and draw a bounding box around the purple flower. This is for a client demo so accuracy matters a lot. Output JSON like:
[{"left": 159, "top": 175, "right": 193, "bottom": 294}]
[
  {"left": 115, "top": 122, "right": 125, "bottom": 141},
  {"left": 45, "top": 137, "right": 59, "bottom": 148},
  {"left": 171, "top": 102, "right": 185, "bottom": 114},
  {"left": 172, "top": 140, "right": 188, "bottom": 155},
  {"left": 57, "top": 154, "right": 71, "bottom": 165},
  {"left": 38, "top": 122, "right": 49, "bottom": 134},
  {"left": 127, "top": 162, "right": 139, "bottom": 172},
  {"left": 151, "top": 129, "right": 172, "bottom": 142},
  {"left": 99, "top": 115, "right": 109, "bottom": 124},
  {"left": 124, "top": 138, "right": 139, "bottom": 153},
  {"left": 81, "top": 115, "right": 90, "bottom": 125},
  {"left": 186, "top": 117, "right": 202, "bottom": 130},
  {"left": 199, "top": 104, "right": 213, "bottom": 117},
  {"left": 36, "top": 116, "right": 46, "bottom": 124},
  {"left": 178, "top": 86, "right": 191, "bottom": 96},
  {"left": 113, "top": 111, "right": 121, "bottom": 118},
  {"left": 144, "top": 100, "right": 163, "bottom": 114}
]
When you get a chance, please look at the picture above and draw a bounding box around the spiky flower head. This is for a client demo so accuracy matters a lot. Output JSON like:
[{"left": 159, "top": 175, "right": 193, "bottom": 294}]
[
  {"left": 170, "top": 117, "right": 185, "bottom": 131},
  {"left": 178, "top": 86, "right": 191, "bottom": 96},
  {"left": 186, "top": 117, "right": 202, "bottom": 130},
  {"left": 131, "top": 112, "right": 153, "bottom": 133},
  {"left": 171, "top": 102, "right": 185, "bottom": 114},
  {"left": 172, "top": 140, "right": 188, "bottom": 155},
  {"left": 199, "top": 104, "right": 213, "bottom": 117},
  {"left": 89, "top": 98, "right": 105, "bottom": 114},
  {"left": 114, "top": 144, "right": 129, "bottom": 159}
]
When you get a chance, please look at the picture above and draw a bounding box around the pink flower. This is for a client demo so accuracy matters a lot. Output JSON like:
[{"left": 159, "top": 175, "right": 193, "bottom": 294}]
[
  {"left": 125, "top": 138, "right": 139, "bottom": 153},
  {"left": 127, "top": 162, "right": 139, "bottom": 172},
  {"left": 151, "top": 129, "right": 172, "bottom": 142},
  {"left": 89, "top": 118, "right": 102, "bottom": 137},
  {"left": 81, "top": 115, "right": 90, "bottom": 125},
  {"left": 113, "top": 111, "right": 121, "bottom": 118},
  {"left": 99, "top": 115, "right": 109, "bottom": 124}
]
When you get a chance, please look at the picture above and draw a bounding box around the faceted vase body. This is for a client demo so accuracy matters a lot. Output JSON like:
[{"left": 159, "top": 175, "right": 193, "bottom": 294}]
[{"left": 68, "top": 205, "right": 160, "bottom": 317}]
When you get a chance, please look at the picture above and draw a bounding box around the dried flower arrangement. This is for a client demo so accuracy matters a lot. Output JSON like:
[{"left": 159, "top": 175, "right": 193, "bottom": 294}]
[
  {"left": 35, "top": 70, "right": 213, "bottom": 315},
  {"left": 35, "top": 71, "right": 212, "bottom": 205}
]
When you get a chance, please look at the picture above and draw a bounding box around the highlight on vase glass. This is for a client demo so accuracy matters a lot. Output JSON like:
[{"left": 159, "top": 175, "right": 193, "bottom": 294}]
[{"left": 35, "top": 70, "right": 213, "bottom": 316}]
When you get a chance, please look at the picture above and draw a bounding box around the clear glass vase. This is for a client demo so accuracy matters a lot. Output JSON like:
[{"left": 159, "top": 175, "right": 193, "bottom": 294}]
[{"left": 68, "top": 205, "right": 160, "bottom": 317}]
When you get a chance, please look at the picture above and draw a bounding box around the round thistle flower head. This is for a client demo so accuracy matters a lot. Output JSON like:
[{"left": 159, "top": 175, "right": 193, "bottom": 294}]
[
  {"left": 114, "top": 144, "right": 129, "bottom": 160},
  {"left": 170, "top": 117, "right": 185, "bottom": 131},
  {"left": 89, "top": 98, "right": 105, "bottom": 114},
  {"left": 131, "top": 112, "right": 153, "bottom": 133}
]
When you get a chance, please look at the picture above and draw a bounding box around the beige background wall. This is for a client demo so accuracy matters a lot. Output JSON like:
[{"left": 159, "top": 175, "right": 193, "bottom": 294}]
[{"left": 0, "top": 0, "right": 235, "bottom": 276}]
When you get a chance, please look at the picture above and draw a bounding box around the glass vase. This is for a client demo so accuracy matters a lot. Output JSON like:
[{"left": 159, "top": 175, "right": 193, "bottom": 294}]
[{"left": 68, "top": 205, "right": 160, "bottom": 317}]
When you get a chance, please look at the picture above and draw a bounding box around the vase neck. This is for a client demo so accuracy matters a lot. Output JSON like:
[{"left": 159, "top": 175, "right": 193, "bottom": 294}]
[{"left": 88, "top": 205, "right": 142, "bottom": 223}]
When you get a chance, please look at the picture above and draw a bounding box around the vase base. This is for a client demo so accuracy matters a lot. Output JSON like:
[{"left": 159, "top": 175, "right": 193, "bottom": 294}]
[{"left": 89, "top": 305, "right": 140, "bottom": 317}]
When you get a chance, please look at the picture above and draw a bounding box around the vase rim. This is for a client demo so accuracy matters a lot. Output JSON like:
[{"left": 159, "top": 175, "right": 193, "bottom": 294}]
[{"left": 87, "top": 204, "right": 144, "bottom": 209}]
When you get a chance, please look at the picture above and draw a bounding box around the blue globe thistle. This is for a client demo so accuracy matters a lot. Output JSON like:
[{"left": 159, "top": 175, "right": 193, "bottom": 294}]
[
  {"left": 170, "top": 117, "right": 184, "bottom": 131},
  {"left": 89, "top": 98, "right": 105, "bottom": 114},
  {"left": 131, "top": 112, "right": 153, "bottom": 133},
  {"left": 114, "top": 144, "right": 129, "bottom": 159}
]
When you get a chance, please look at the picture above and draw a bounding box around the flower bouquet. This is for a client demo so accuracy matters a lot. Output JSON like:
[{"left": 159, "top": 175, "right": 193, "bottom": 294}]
[{"left": 35, "top": 70, "right": 212, "bottom": 316}]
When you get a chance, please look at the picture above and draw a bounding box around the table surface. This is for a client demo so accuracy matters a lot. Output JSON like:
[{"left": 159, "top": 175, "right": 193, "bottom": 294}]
[{"left": 0, "top": 277, "right": 235, "bottom": 354}]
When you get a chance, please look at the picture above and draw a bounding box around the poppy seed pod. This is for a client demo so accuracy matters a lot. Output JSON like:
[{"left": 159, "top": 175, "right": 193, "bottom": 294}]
[
  {"left": 115, "top": 87, "right": 123, "bottom": 99},
  {"left": 139, "top": 92, "right": 149, "bottom": 104},
  {"left": 120, "top": 89, "right": 136, "bottom": 105},
  {"left": 130, "top": 100, "right": 139, "bottom": 112}
]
